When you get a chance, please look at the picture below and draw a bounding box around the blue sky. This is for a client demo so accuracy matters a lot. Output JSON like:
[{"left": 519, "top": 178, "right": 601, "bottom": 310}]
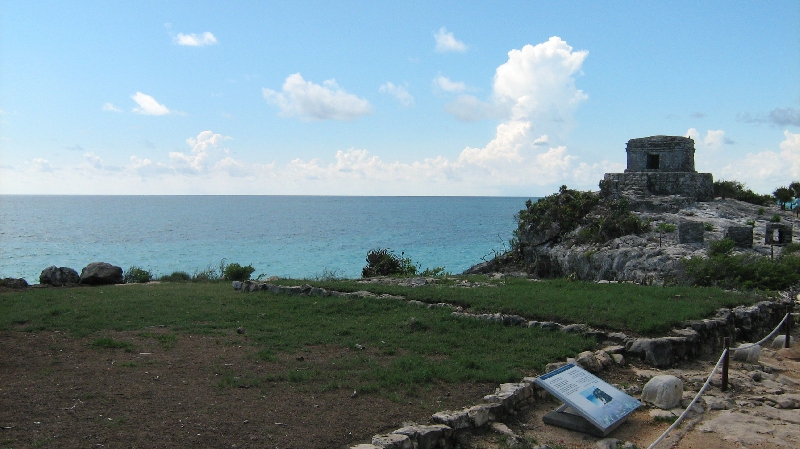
[{"left": 1, "top": 1, "right": 798, "bottom": 195}]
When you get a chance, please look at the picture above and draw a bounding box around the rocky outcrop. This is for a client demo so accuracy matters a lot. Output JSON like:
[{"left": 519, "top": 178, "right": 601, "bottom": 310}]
[
  {"left": 470, "top": 195, "right": 799, "bottom": 285},
  {"left": 39, "top": 266, "right": 80, "bottom": 286},
  {"left": 79, "top": 262, "right": 124, "bottom": 285},
  {"left": 0, "top": 277, "right": 29, "bottom": 289}
]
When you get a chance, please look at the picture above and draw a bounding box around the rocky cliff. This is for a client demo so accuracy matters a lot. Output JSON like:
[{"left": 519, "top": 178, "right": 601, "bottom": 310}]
[{"left": 467, "top": 192, "right": 799, "bottom": 285}]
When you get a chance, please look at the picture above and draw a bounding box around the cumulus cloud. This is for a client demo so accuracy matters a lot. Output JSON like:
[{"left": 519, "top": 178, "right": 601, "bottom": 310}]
[
  {"left": 102, "top": 102, "right": 121, "bottom": 112},
  {"left": 713, "top": 131, "right": 800, "bottom": 193},
  {"left": 379, "top": 82, "right": 414, "bottom": 106},
  {"left": 263, "top": 73, "right": 372, "bottom": 121},
  {"left": 131, "top": 92, "right": 171, "bottom": 116},
  {"left": 168, "top": 130, "right": 232, "bottom": 174},
  {"left": 685, "top": 128, "right": 734, "bottom": 150},
  {"left": 434, "top": 76, "right": 466, "bottom": 93},
  {"left": 174, "top": 32, "right": 217, "bottom": 47},
  {"left": 434, "top": 27, "right": 467, "bottom": 53},
  {"left": 443, "top": 95, "right": 504, "bottom": 122}
]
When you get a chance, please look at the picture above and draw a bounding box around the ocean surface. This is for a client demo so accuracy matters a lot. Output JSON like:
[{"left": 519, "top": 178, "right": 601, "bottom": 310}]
[{"left": 0, "top": 196, "right": 530, "bottom": 283}]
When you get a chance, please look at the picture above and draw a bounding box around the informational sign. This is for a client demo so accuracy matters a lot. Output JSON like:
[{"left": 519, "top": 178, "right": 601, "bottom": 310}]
[{"left": 536, "top": 363, "right": 641, "bottom": 435}]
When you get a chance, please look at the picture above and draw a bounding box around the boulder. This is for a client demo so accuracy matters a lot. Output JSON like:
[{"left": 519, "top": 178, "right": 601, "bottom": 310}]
[
  {"left": 0, "top": 277, "right": 29, "bottom": 289},
  {"left": 79, "top": 262, "right": 123, "bottom": 285},
  {"left": 391, "top": 425, "right": 451, "bottom": 449},
  {"left": 732, "top": 343, "right": 761, "bottom": 363},
  {"left": 772, "top": 335, "right": 795, "bottom": 349},
  {"left": 39, "top": 266, "right": 80, "bottom": 286},
  {"left": 641, "top": 375, "right": 683, "bottom": 410},
  {"left": 576, "top": 350, "right": 603, "bottom": 373}
]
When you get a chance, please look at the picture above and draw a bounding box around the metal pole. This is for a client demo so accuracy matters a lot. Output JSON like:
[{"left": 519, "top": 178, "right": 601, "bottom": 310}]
[{"left": 721, "top": 337, "right": 730, "bottom": 392}]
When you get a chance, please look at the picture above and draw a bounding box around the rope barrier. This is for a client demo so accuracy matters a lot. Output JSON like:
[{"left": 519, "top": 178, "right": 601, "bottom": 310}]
[
  {"left": 646, "top": 311, "right": 795, "bottom": 449},
  {"left": 646, "top": 349, "right": 726, "bottom": 449}
]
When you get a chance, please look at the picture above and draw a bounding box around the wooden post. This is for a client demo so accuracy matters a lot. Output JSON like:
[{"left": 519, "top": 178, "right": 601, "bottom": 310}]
[
  {"left": 721, "top": 337, "right": 730, "bottom": 392},
  {"left": 786, "top": 304, "right": 793, "bottom": 349}
]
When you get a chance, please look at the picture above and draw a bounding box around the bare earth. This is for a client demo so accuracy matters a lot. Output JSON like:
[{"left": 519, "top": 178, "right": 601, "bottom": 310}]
[{"left": 0, "top": 328, "right": 492, "bottom": 449}]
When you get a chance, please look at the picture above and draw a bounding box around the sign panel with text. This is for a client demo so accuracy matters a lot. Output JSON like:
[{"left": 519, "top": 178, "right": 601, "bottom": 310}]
[{"left": 536, "top": 363, "right": 641, "bottom": 434}]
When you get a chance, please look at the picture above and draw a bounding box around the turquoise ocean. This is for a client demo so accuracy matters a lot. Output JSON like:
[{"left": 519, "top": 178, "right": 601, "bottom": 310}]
[{"left": 0, "top": 196, "right": 529, "bottom": 283}]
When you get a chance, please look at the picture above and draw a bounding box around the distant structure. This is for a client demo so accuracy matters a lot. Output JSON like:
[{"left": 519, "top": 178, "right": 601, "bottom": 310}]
[{"left": 602, "top": 135, "right": 713, "bottom": 201}]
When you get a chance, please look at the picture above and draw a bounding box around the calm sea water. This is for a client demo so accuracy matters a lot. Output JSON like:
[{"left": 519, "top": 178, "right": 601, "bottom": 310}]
[{"left": 0, "top": 196, "right": 529, "bottom": 283}]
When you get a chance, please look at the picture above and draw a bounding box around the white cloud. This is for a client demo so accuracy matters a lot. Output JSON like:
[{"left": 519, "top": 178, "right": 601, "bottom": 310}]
[
  {"left": 102, "top": 102, "right": 122, "bottom": 112},
  {"left": 713, "top": 130, "right": 800, "bottom": 193},
  {"left": 443, "top": 95, "right": 504, "bottom": 122},
  {"left": 174, "top": 32, "right": 218, "bottom": 47},
  {"left": 168, "top": 130, "right": 232, "bottom": 174},
  {"left": 435, "top": 76, "right": 466, "bottom": 93},
  {"left": 84, "top": 152, "right": 103, "bottom": 170},
  {"left": 263, "top": 73, "right": 372, "bottom": 121},
  {"left": 379, "top": 82, "right": 414, "bottom": 106},
  {"left": 131, "top": 92, "right": 171, "bottom": 116},
  {"left": 434, "top": 27, "right": 467, "bottom": 53},
  {"left": 685, "top": 128, "right": 733, "bottom": 151},
  {"left": 31, "top": 158, "right": 53, "bottom": 172}
]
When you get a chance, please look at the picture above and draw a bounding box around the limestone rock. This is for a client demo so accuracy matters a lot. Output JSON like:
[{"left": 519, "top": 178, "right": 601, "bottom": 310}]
[
  {"left": 0, "top": 277, "right": 28, "bottom": 289},
  {"left": 596, "top": 438, "right": 621, "bottom": 449},
  {"left": 79, "top": 262, "right": 123, "bottom": 285},
  {"left": 431, "top": 409, "right": 470, "bottom": 429},
  {"left": 576, "top": 351, "right": 603, "bottom": 373},
  {"left": 642, "top": 375, "right": 684, "bottom": 409},
  {"left": 772, "top": 335, "right": 795, "bottom": 349},
  {"left": 392, "top": 424, "right": 451, "bottom": 449},
  {"left": 732, "top": 343, "right": 761, "bottom": 363},
  {"left": 594, "top": 350, "right": 613, "bottom": 368},
  {"left": 371, "top": 433, "right": 412, "bottom": 449},
  {"left": 611, "top": 354, "right": 626, "bottom": 366},
  {"left": 39, "top": 266, "right": 80, "bottom": 286}
]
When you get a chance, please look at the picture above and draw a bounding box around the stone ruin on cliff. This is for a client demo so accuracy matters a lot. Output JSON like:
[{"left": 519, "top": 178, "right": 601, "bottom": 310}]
[{"left": 602, "top": 135, "right": 714, "bottom": 201}]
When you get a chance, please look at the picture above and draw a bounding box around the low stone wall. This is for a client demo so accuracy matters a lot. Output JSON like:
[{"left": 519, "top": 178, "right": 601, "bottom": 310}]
[{"left": 603, "top": 172, "right": 713, "bottom": 201}]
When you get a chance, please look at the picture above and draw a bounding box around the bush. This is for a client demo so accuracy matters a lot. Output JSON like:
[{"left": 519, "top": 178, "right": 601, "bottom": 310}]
[
  {"left": 708, "top": 238, "right": 735, "bottom": 257},
  {"left": 683, "top": 253, "right": 800, "bottom": 290},
  {"left": 745, "top": 219, "right": 755, "bottom": 227},
  {"left": 657, "top": 223, "right": 677, "bottom": 233},
  {"left": 770, "top": 214, "right": 782, "bottom": 223},
  {"left": 704, "top": 223, "right": 714, "bottom": 231},
  {"left": 159, "top": 271, "right": 191, "bottom": 282},
  {"left": 782, "top": 243, "right": 800, "bottom": 257},
  {"left": 362, "top": 248, "right": 418, "bottom": 277},
  {"left": 124, "top": 266, "right": 153, "bottom": 284},
  {"left": 713, "top": 180, "right": 772, "bottom": 205},
  {"left": 758, "top": 208, "right": 765, "bottom": 215},
  {"left": 223, "top": 263, "right": 256, "bottom": 282}
]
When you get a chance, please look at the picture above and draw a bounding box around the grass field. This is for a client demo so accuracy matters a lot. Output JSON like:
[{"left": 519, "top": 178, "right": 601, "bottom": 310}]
[
  {"left": 0, "top": 278, "right": 762, "bottom": 393},
  {"left": 275, "top": 276, "right": 763, "bottom": 335}
]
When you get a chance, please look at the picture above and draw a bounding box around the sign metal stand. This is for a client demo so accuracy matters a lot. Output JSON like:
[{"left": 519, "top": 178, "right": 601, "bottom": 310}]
[{"left": 535, "top": 364, "right": 641, "bottom": 437}]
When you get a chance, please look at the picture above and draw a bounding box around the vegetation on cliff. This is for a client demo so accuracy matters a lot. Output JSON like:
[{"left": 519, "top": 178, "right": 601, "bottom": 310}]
[
  {"left": 510, "top": 185, "right": 650, "bottom": 257},
  {"left": 684, "top": 241, "right": 800, "bottom": 290}
]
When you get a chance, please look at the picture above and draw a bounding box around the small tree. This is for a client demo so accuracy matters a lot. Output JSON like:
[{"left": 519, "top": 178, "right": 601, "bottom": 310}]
[{"left": 773, "top": 186, "right": 794, "bottom": 210}]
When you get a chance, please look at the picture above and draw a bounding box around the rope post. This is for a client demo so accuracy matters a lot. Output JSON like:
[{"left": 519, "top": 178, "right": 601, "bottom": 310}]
[
  {"left": 786, "top": 305, "right": 794, "bottom": 349},
  {"left": 721, "top": 337, "right": 730, "bottom": 392}
]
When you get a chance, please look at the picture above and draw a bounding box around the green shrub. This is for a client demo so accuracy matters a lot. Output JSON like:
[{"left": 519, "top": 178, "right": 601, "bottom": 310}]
[
  {"left": 782, "top": 243, "right": 800, "bottom": 257},
  {"left": 770, "top": 214, "right": 782, "bottom": 223},
  {"left": 684, "top": 253, "right": 800, "bottom": 290},
  {"left": 708, "top": 238, "right": 735, "bottom": 257},
  {"left": 159, "top": 271, "right": 191, "bottom": 282},
  {"left": 758, "top": 208, "right": 765, "bottom": 215},
  {"left": 362, "top": 248, "right": 418, "bottom": 277},
  {"left": 745, "top": 219, "right": 756, "bottom": 227},
  {"left": 123, "top": 266, "right": 153, "bottom": 284},
  {"left": 657, "top": 223, "right": 677, "bottom": 233},
  {"left": 713, "top": 180, "right": 772, "bottom": 205},
  {"left": 704, "top": 223, "right": 714, "bottom": 231},
  {"left": 223, "top": 263, "right": 256, "bottom": 282}
]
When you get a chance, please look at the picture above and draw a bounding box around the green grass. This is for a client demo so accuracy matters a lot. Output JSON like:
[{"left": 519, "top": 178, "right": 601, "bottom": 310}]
[
  {"left": 0, "top": 279, "right": 761, "bottom": 392},
  {"left": 277, "top": 277, "right": 761, "bottom": 335},
  {"left": 0, "top": 283, "right": 590, "bottom": 386}
]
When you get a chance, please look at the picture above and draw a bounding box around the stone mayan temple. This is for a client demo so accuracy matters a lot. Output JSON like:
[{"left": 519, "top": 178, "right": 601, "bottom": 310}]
[{"left": 602, "top": 135, "right": 714, "bottom": 201}]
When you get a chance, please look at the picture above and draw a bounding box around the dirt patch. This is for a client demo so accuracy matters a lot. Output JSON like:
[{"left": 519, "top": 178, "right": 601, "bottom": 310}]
[{"left": 0, "top": 330, "right": 492, "bottom": 448}]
